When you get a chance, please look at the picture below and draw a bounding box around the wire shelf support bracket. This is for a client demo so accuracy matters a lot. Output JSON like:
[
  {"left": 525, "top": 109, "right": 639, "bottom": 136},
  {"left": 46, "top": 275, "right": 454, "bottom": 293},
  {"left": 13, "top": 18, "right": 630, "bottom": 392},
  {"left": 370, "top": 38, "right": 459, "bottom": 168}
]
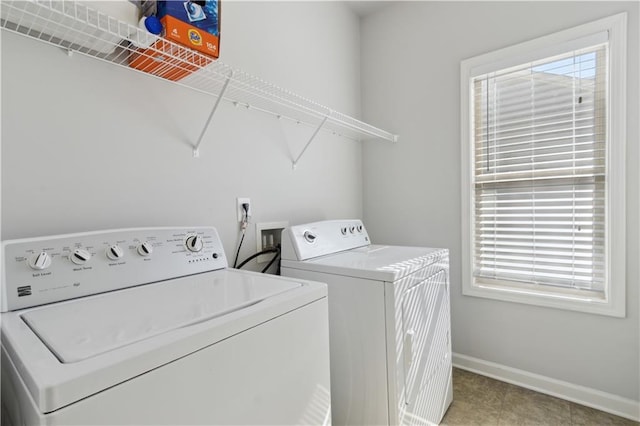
[
  {"left": 292, "top": 114, "right": 330, "bottom": 170},
  {"left": 192, "top": 70, "right": 234, "bottom": 158}
]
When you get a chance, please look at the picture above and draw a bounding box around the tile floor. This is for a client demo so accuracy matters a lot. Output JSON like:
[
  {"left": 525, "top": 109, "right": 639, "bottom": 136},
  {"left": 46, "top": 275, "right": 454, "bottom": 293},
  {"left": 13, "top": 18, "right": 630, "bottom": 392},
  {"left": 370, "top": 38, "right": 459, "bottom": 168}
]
[{"left": 441, "top": 368, "right": 638, "bottom": 426}]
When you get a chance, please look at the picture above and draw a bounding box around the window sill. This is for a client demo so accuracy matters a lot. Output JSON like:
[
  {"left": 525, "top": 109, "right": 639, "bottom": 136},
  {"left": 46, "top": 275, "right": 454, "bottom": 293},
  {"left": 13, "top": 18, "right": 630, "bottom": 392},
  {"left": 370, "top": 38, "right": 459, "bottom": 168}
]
[{"left": 463, "top": 280, "right": 625, "bottom": 318}]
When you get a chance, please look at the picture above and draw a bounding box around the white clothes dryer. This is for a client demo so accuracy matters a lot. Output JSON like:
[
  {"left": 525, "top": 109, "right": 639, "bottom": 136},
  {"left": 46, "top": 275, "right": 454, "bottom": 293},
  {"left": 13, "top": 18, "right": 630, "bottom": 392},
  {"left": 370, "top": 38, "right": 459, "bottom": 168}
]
[
  {"left": 281, "top": 220, "right": 452, "bottom": 426},
  {"left": 1, "top": 227, "right": 331, "bottom": 426}
]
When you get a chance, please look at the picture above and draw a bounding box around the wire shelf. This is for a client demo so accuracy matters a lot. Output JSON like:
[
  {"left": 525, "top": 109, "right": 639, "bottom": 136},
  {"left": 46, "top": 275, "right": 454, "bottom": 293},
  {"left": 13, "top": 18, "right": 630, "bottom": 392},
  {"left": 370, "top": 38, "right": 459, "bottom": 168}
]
[{"left": 1, "top": 0, "right": 398, "bottom": 161}]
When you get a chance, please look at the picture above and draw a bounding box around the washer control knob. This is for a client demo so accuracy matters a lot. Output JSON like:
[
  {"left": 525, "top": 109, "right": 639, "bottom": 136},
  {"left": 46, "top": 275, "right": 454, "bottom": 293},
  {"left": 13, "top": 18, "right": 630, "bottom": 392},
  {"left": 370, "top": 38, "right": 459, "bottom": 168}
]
[
  {"left": 340, "top": 227, "right": 348, "bottom": 236},
  {"left": 106, "top": 245, "right": 124, "bottom": 261},
  {"left": 137, "top": 241, "right": 153, "bottom": 257},
  {"left": 349, "top": 225, "right": 356, "bottom": 234},
  {"left": 29, "top": 252, "right": 52, "bottom": 270},
  {"left": 69, "top": 248, "right": 91, "bottom": 265},
  {"left": 185, "top": 235, "right": 203, "bottom": 252},
  {"left": 357, "top": 225, "right": 364, "bottom": 233},
  {"left": 303, "top": 231, "right": 317, "bottom": 243}
]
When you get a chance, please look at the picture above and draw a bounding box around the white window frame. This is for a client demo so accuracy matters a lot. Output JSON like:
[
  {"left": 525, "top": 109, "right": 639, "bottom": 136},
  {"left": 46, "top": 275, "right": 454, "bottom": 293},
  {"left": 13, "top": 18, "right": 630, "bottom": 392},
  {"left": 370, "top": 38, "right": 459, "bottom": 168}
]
[{"left": 460, "top": 13, "right": 627, "bottom": 317}]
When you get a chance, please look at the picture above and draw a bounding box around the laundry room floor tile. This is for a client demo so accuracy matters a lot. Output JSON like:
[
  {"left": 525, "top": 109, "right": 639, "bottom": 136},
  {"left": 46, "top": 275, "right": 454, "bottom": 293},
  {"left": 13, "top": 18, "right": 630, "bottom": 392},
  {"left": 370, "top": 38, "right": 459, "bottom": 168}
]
[
  {"left": 498, "top": 384, "right": 571, "bottom": 425},
  {"left": 452, "top": 367, "right": 509, "bottom": 411},
  {"left": 441, "top": 368, "right": 638, "bottom": 426},
  {"left": 570, "top": 403, "right": 638, "bottom": 426}
]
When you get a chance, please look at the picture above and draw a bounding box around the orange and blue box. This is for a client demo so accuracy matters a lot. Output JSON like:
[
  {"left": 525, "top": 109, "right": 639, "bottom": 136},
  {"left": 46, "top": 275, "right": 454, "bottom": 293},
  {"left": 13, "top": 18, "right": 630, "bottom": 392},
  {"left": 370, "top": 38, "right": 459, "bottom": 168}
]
[
  {"left": 157, "top": 0, "right": 220, "bottom": 58},
  {"left": 128, "top": 39, "right": 213, "bottom": 81}
]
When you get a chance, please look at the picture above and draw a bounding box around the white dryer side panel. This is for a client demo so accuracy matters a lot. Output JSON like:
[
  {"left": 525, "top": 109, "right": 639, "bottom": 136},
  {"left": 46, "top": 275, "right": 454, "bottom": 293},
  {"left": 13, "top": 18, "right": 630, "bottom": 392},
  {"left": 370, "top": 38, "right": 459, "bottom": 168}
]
[
  {"left": 281, "top": 267, "right": 389, "bottom": 426},
  {"left": 389, "top": 269, "right": 452, "bottom": 425},
  {"left": 2, "top": 299, "right": 331, "bottom": 426}
]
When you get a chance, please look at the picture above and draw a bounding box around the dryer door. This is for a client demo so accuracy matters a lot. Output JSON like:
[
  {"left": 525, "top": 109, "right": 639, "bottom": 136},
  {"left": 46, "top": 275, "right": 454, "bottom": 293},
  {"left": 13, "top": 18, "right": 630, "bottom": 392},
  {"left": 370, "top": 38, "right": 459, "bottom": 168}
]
[{"left": 400, "top": 269, "right": 450, "bottom": 417}]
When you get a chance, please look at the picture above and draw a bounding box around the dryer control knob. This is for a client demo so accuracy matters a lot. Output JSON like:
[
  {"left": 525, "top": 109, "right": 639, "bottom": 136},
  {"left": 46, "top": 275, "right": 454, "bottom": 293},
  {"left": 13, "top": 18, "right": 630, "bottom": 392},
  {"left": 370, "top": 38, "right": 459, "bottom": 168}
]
[
  {"left": 29, "top": 251, "right": 52, "bottom": 270},
  {"left": 303, "top": 231, "right": 317, "bottom": 243},
  {"left": 137, "top": 242, "right": 153, "bottom": 257},
  {"left": 349, "top": 225, "right": 356, "bottom": 234},
  {"left": 106, "top": 245, "right": 124, "bottom": 261},
  {"left": 69, "top": 248, "right": 91, "bottom": 265},
  {"left": 185, "top": 235, "right": 203, "bottom": 252}
]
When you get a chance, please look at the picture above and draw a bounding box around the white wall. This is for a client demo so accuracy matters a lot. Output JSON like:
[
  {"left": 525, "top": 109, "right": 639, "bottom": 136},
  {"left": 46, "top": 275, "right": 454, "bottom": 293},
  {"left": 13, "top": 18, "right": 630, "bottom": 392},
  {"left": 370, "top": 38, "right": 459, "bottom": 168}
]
[
  {"left": 361, "top": 0, "right": 639, "bottom": 404},
  {"left": 1, "top": 1, "right": 362, "bottom": 270}
]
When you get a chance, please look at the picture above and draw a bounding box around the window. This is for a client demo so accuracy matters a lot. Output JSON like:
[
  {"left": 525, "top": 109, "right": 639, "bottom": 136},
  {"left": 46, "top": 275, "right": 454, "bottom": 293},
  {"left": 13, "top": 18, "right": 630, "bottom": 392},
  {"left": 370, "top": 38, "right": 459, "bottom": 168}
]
[{"left": 460, "top": 14, "right": 626, "bottom": 317}]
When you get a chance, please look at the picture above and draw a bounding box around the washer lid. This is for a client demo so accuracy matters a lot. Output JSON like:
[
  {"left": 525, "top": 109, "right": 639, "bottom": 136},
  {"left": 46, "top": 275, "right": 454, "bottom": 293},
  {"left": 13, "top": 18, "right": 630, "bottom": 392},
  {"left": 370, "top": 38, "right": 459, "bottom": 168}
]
[
  {"left": 2, "top": 269, "right": 326, "bottom": 414},
  {"left": 21, "top": 271, "right": 301, "bottom": 363},
  {"left": 281, "top": 245, "right": 447, "bottom": 282}
]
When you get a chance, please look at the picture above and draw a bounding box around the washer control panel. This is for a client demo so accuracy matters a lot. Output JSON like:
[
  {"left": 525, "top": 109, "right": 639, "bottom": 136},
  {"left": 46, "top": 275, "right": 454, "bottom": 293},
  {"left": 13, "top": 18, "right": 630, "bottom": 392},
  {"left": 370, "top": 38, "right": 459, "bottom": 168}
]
[
  {"left": 1, "top": 227, "right": 226, "bottom": 312},
  {"left": 281, "top": 219, "right": 370, "bottom": 261}
]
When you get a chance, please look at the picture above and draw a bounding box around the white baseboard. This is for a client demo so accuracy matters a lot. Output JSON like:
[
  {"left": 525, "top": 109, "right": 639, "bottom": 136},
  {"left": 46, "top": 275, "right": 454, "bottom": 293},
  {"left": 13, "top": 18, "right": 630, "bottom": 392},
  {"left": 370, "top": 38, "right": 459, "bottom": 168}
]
[{"left": 452, "top": 353, "right": 640, "bottom": 422}]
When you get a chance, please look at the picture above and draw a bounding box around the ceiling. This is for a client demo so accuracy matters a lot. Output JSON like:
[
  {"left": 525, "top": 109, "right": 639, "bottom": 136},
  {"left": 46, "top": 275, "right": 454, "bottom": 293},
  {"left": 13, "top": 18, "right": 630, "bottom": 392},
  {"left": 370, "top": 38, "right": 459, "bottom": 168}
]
[{"left": 343, "top": 1, "right": 394, "bottom": 17}]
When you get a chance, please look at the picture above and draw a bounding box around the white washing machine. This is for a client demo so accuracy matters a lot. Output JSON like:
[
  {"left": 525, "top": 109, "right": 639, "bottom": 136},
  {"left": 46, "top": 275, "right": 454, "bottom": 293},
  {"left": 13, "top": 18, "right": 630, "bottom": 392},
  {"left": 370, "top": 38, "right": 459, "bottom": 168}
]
[
  {"left": 1, "top": 227, "right": 331, "bottom": 426},
  {"left": 281, "top": 220, "right": 452, "bottom": 426}
]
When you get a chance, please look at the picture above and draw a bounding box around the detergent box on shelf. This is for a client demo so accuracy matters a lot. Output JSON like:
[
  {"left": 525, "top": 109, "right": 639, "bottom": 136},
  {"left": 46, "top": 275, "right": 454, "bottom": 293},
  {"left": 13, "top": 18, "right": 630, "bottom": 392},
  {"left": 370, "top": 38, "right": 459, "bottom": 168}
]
[
  {"left": 156, "top": 0, "right": 220, "bottom": 58},
  {"left": 128, "top": 0, "right": 219, "bottom": 81},
  {"left": 128, "top": 38, "right": 213, "bottom": 81}
]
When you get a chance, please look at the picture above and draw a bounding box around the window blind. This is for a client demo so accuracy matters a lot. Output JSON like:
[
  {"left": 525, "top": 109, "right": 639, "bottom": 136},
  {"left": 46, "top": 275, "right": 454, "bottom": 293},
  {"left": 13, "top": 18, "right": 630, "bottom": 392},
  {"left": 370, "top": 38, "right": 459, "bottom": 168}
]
[{"left": 472, "top": 43, "right": 608, "bottom": 291}]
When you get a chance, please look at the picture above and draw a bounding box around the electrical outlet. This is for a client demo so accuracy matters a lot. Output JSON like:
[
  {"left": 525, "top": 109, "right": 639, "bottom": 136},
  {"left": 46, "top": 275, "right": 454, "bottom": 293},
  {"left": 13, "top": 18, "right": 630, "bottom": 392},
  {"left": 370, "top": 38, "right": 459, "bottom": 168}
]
[
  {"left": 236, "top": 198, "right": 251, "bottom": 222},
  {"left": 256, "top": 221, "right": 288, "bottom": 263}
]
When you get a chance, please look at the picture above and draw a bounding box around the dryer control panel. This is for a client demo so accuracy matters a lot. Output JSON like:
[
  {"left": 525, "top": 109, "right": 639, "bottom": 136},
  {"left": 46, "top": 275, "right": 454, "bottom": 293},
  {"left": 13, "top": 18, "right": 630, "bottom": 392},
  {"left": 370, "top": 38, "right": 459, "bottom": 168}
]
[
  {"left": 281, "top": 219, "right": 370, "bottom": 261},
  {"left": 1, "top": 227, "right": 227, "bottom": 312}
]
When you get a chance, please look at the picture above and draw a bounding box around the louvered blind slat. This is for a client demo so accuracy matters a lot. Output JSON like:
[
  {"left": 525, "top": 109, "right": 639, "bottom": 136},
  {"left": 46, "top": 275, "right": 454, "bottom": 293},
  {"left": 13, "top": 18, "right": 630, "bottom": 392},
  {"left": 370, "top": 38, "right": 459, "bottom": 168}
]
[{"left": 471, "top": 42, "right": 608, "bottom": 291}]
